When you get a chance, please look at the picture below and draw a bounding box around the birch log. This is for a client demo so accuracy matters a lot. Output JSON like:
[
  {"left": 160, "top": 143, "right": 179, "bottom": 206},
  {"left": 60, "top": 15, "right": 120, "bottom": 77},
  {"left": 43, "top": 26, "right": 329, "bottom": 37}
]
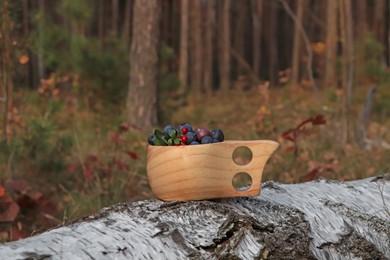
[{"left": 1, "top": 175, "right": 390, "bottom": 259}]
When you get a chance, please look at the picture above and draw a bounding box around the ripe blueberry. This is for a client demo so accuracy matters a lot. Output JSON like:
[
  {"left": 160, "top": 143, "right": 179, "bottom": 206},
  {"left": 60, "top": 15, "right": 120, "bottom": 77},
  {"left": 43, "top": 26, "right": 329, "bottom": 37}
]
[
  {"left": 201, "top": 136, "right": 213, "bottom": 144},
  {"left": 163, "top": 125, "right": 176, "bottom": 138},
  {"left": 211, "top": 129, "right": 224, "bottom": 142},
  {"left": 185, "top": 132, "right": 197, "bottom": 143},
  {"left": 148, "top": 134, "right": 155, "bottom": 145}
]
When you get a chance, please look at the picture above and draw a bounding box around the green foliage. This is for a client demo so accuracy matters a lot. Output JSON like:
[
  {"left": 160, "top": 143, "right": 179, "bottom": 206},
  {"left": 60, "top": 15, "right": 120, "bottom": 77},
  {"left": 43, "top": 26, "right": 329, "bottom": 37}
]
[
  {"left": 30, "top": 0, "right": 129, "bottom": 104},
  {"left": 59, "top": 0, "right": 92, "bottom": 24},
  {"left": 20, "top": 118, "right": 73, "bottom": 178},
  {"left": 355, "top": 34, "right": 390, "bottom": 84}
]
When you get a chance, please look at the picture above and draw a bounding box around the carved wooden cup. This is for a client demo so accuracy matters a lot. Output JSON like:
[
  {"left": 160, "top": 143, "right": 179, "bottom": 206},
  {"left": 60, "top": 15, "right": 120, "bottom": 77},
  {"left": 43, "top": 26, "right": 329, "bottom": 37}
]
[{"left": 147, "top": 140, "right": 279, "bottom": 201}]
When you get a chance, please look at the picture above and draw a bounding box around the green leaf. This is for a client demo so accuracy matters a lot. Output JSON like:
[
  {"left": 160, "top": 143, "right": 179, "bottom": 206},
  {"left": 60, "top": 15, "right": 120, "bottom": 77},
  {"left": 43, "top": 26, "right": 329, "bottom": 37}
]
[
  {"left": 154, "top": 138, "right": 167, "bottom": 146},
  {"left": 174, "top": 138, "right": 180, "bottom": 145},
  {"left": 153, "top": 129, "right": 168, "bottom": 146},
  {"left": 169, "top": 129, "right": 177, "bottom": 138},
  {"left": 154, "top": 129, "right": 164, "bottom": 139},
  {"left": 167, "top": 139, "right": 173, "bottom": 145}
]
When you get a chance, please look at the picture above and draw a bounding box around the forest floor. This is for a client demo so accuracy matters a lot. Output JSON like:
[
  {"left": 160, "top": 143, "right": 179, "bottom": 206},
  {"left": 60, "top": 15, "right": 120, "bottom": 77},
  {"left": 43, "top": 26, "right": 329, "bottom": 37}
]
[{"left": 0, "top": 81, "right": 389, "bottom": 241}]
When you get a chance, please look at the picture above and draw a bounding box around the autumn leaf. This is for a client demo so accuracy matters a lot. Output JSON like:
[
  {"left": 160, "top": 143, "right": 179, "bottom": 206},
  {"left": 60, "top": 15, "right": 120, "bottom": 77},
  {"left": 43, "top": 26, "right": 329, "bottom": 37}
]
[
  {"left": 114, "top": 160, "right": 128, "bottom": 171},
  {"left": 18, "top": 55, "right": 29, "bottom": 64},
  {"left": 119, "top": 122, "right": 129, "bottom": 132},
  {"left": 0, "top": 196, "right": 20, "bottom": 222},
  {"left": 311, "top": 115, "right": 326, "bottom": 125},
  {"left": 66, "top": 163, "right": 80, "bottom": 174},
  {"left": 10, "top": 225, "right": 27, "bottom": 240},
  {"left": 284, "top": 146, "right": 296, "bottom": 153},
  {"left": 83, "top": 167, "right": 94, "bottom": 181},
  {"left": 125, "top": 151, "right": 139, "bottom": 160},
  {"left": 5, "top": 180, "right": 30, "bottom": 194},
  {"left": 0, "top": 186, "right": 5, "bottom": 197}
]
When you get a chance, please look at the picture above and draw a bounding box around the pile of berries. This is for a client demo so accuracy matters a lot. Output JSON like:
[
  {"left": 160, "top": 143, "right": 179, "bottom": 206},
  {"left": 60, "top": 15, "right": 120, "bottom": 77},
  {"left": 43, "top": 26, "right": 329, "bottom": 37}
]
[{"left": 148, "top": 123, "right": 224, "bottom": 146}]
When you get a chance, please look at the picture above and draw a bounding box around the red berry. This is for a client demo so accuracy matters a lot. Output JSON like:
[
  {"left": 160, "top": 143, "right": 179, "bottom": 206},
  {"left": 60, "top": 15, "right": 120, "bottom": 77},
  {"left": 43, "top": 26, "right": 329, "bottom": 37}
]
[
  {"left": 181, "top": 128, "right": 188, "bottom": 135},
  {"left": 180, "top": 135, "right": 188, "bottom": 144}
]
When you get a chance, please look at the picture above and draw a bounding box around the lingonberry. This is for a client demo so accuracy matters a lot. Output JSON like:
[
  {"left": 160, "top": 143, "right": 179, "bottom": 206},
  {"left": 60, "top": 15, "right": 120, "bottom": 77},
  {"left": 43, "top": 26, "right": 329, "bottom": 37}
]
[
  {"left": 179, "top": 135, "right": 189, "bottom": 144},
  {"left": 181, "top": 128, "right": 188, "bottom": 135}
]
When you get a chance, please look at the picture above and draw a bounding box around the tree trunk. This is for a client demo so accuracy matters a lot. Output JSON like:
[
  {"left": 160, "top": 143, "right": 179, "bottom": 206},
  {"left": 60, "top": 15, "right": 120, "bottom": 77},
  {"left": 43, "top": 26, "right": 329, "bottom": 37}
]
[
  {"left": 252, "top": 0, "right": 263, "bottom": 79},
  {"left": 111, "top": 0, "right": 119, "bottom": 38},
  {"left": 121, "top": 0, "right": 132, "bottom": 43},
  {"left": 339, "top": 0, "right": 348, "bottom": 146},
  {"left": 126, "top": 0, "right": 161, "bottom": 129},
  {"left": 291, "top": 0, "right": 305, "bottom": 85},
  {"left": 356, "top": 0, "right": 367, "bottom": 40},
  {"left": 374, "top": 0, "right": 385, "bottom": 65},
  {"left": 37, "top": 0, "right": 45, "bottom": 80},
  {"left": 178, "top": 0, "right": 189, "bottom": 94},
  {"left": 233, "top": 0, "right": 247, "bottom": 77},
  {"left": 325, "top": 0, "right": 338, "bottom": 88},
  {"left": 1, "top": 0, "right": 13, "bottom": 143},
  {"left": 98, "top": 0, "right": 105, "bottom": 46},
  {"left": 1, "top": 175, "right": 389, "bottom": 259},
  {"left": 203, "top": 0, "right": 215, "bottom": 96},
  {"left": 344, "top": 0, "right": 354, "bottom": 107},
  {"left": 266, "top": 0, "right": 278, "bottom": 87},
  {"left": 219, "top": 0, "right": 231, "bottom": 91},
  {"left": 189, "top": 0, "right": 202, "bottom": 102}
]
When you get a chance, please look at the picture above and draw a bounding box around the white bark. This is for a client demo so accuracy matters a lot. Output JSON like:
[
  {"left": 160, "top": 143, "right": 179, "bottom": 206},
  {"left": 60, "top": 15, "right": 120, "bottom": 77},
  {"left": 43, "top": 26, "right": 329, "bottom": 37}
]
[{"left": 1, "top": 175, "right": 389, "bottom": 259}]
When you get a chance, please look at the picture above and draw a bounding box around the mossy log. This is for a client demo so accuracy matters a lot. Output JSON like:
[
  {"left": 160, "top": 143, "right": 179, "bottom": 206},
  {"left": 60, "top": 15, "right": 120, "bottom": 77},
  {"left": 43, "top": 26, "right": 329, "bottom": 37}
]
[{"left": 1, "top": 175, "right": 389, "bottom": 259}]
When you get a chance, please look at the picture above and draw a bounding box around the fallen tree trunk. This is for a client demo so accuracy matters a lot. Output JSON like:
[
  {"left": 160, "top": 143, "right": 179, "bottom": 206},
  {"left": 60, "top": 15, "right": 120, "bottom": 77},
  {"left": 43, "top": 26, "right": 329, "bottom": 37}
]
[{"left": 1, "top": 175, "right": 390, "bottom": 259}]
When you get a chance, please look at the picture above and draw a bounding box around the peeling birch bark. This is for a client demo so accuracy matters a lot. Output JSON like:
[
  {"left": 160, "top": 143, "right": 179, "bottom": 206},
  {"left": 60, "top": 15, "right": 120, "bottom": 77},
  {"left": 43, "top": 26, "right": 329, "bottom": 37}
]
[{"left": 1, "top": 175, "right": 389, "bottom": 259}]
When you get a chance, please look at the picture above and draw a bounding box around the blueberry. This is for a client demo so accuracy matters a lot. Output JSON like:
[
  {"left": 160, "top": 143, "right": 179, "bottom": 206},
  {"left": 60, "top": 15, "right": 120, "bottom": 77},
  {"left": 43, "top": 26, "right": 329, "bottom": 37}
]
[
  {"left": 185, "top": 132, "right": 197, "bottom": 143},
  {"left": 163, "top": 125, "right": 176, "bottom": 138},
  {"left": 211, "top": 129, "right": 224, "bottom": 142},
  {"left": 147, "top": 134, "right": 155, "bottom": 145},
  {"left": 179, "top": 123, "right": 193, "bottom": 133},
  {"left": 201, "top": 136, "right": 213, "bottom": 144},
  {"left": 190, "top": 141, "right": 200, "bottom": 145},
  {"left": 212, "top": 138, "right": 219, "bottom": 143}
]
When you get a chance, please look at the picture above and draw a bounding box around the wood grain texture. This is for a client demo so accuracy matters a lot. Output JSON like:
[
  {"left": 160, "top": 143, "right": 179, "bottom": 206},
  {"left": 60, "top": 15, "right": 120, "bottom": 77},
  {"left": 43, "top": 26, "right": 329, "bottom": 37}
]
[
  {"left": 147, "top": 140, "right": 279, "bottom": 201},
  {"left": 0, "top": 175, "right": 389, "bottom": 259}
]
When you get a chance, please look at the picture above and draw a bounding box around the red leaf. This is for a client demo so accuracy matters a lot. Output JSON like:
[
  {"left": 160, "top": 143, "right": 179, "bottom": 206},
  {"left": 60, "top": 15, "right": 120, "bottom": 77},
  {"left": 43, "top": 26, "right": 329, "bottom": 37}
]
[
  {"left": 5, "top": 180, "right": 30, "bottom": 194},
  {"left": 10, "top": 224, "right": 27, "bottom": 241},
  {"left": 125, "top": 151, "right": 139, "bottom": 160},
  {"left": 0, "top": 186, "right": 5, "bottom": 197},
  {"left": 27, "top": 190, "right": 42, "bottom": 201},
  {"left": 37, "top": 197, "right": 58, "bottom": 217},
  {"left": 114, "top": 160, "right": 128, "bottom": 171},
  {"left": 284, "top": 146, "right": 296, "bottom": 153},
  {"left": 17, "top": 195, "right": 38, "bottom": 210},
  {"left": 84, "top": 154, "right": 99, "bottom": 164},
  {"left": 281, "top": 130, "right": 295, "bottom": 142},
  {"left": 111, "top": 133, "right": 123, "bottom": 145},
  {"left": 312, "top": 115, "right": 326, "bottom": 125},
  {"left": 300, "top": 167, "right": 321, "bottom": 182},
  {"left": 66, "top": 163, "right": 80, "bottom": 174},
  {"left": 0, "top": 195, "right": 20, "bottom": 222},
  {"left": 83, "top": 167, "right": 94, "bottom": 181},
  {"left": 119, "top": 122, "right": 129, "bottom": 132}
]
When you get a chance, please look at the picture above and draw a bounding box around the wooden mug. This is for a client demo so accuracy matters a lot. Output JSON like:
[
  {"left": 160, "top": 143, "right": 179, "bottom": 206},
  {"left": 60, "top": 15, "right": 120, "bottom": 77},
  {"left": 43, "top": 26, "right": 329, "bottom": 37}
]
[{"left": 147, "top": 140, "right": 279, "bottom": 201}]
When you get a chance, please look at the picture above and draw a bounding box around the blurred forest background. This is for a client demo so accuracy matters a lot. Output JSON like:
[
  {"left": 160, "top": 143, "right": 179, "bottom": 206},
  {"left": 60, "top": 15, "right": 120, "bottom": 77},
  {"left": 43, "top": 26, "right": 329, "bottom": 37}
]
[{"left": 0, "top": 0, "right": 390, "bottom": 241}]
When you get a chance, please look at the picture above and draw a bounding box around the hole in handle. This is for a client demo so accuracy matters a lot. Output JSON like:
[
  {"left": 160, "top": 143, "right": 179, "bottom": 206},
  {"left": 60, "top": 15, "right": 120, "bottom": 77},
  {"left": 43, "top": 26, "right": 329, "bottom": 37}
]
[
  {"left": 232, "top": 172, "right": 252, "bottom": 191},
  {"left": 232, "top": 146, "right": 253, "bottom": 165}
]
